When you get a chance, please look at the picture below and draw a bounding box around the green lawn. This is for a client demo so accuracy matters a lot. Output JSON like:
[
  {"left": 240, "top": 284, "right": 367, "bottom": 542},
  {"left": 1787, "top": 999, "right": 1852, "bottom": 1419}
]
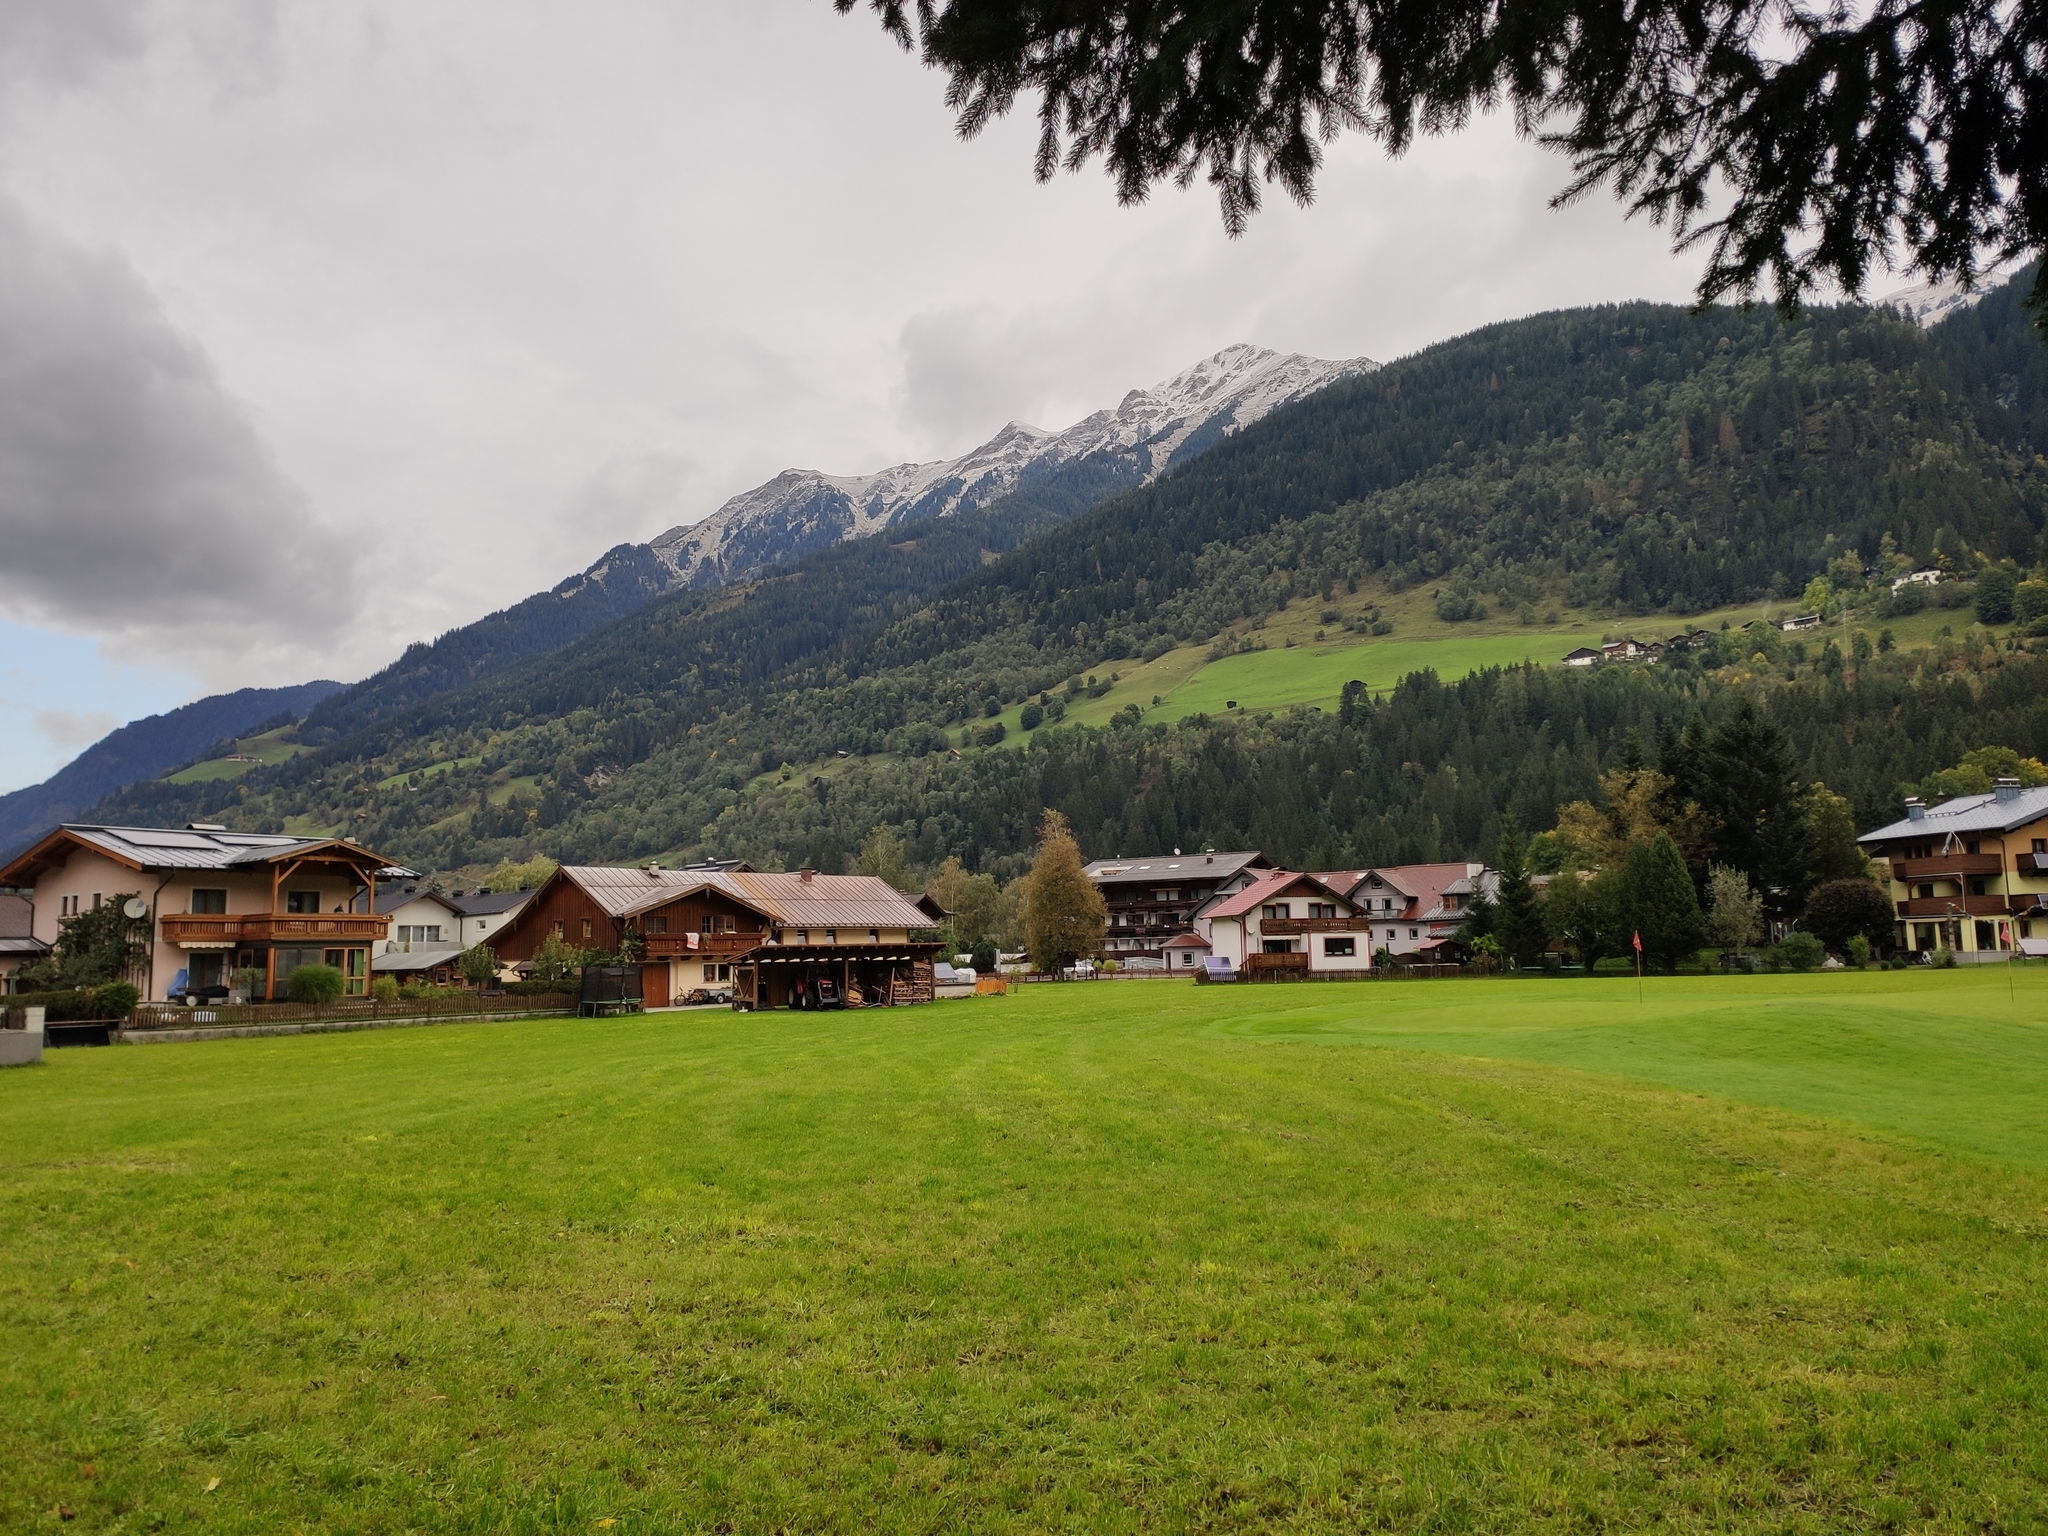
[
  {"left": 1150, "top": 628, "right": 1608, "bottom": 719},
  {"left": 163, "top": 731, "right": 305, "bottom": 786},
  {"left": 7, "top": 970, "right": 2048, "bottom": 1532}
]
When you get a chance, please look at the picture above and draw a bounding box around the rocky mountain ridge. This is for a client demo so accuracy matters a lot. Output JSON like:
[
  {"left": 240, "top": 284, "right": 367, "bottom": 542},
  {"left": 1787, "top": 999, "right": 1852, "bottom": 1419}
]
[{"left": 641, "top": 344, "right": 1377, "bottom": 589}]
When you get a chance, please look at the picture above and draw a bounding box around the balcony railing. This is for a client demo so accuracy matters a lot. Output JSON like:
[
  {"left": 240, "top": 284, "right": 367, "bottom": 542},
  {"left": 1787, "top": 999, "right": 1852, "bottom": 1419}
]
[
  {"left": 1894, "top": 895, "right": 2009, "bottom": 919},
  {"left": 160, "top": 914, "right": 390, "bottom": 945},
  {"left": 1261, "top": 917, "right": 1376, "bottom": 935},
  {"left": 1244, "top": 951, "right": 1310, "bottom": 974},
  {"left": 642, "top": 932, "right": 761, "bottom": 958},
  {"left": 1891, "top": 854, "right": 2004, "bottom": 881}
]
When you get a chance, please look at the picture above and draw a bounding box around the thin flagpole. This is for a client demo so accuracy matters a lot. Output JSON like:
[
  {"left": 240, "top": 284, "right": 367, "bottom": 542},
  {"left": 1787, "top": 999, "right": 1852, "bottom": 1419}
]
[{"left": 1634, "top": 929, "right": 1643, "bottom": 1004}]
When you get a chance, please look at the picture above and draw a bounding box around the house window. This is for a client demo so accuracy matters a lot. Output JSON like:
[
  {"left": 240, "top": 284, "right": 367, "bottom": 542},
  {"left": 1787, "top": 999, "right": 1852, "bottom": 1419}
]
[
  {"left": 797, "top": 930, "right": 808, "bottom": 945},
  {"left": 869, "top": 929, "right": 878, "bottom": 942},
  {"left": 1325, "top": 937, "right": 1356, "bottom": 958},
  {"left": 1409, "top": 928, "right": 1419, "bottom": 939},
  {"left": 286, "top": 890, "right": 322, "bottom": 914},
  {"left": 646, "top": 916, "right": 668, "bottom": 934},
  {"left": 2035, "top": 839, "right": 2046, "bottom": 854},
  {"left": 826, "top": 930, "right": 837, "bottom": 944},
  {"left": 552, "top": 921, "right": 565, "bottom": 938},
  {"left": 190, "top": 889, "right": 227, "bottom": 914},
  {"left": 345, "top": 948, "right": 367, "bottom": 996},
  {"left": 1262, "top": 939, "right": 1293, "bottom": 953},
  {"left": 1154, "top": 889, "right": 1178, "bottom": 902},
  {"left": 1966, "top": 841, "right": 1981, "bottom": 855},
  {"left": 581, "top": 918, "right": 593, "bottom": 940},
  {"left": 1261, "top": 903, "right": 1290, "bottom": 920},
  {"left": 475, "top": 920, "right": 488, "bottom": 932},
  {"left": 701, "top": 915, "right": 715, "bottom": 932},
  {"left": 704, "top": 963, "right": 718, "bottom": 981},
  {"left": 1386, "top": 929, "right": 1396, "bottom": 940},
  {"left": 396, "top": 925, "right": 442, "bottom": 944}
]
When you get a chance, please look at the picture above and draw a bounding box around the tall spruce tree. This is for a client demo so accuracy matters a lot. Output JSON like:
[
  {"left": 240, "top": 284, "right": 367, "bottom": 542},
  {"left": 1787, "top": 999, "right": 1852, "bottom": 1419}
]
[
  {"left": 1626, "top": 833, "right": 1707, "bottom": 970},
  {"left": 1695, "top": 699, "right": 1808, "bottom": 912},
  {"left": 1493, "top": 815, "right": 1547, "bottom": 970}
]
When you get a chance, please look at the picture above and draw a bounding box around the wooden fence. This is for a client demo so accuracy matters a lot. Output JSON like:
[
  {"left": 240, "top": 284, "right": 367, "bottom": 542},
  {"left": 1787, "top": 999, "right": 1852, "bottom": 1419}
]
[{"left": 128, "top": 992, "right": 577, "bottom": 1032}]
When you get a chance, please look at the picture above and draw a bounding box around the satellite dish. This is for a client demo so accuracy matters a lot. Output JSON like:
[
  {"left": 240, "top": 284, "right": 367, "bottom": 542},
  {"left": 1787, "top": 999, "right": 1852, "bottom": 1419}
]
[{"left": 122, "top": 898, "right": 149, "bottom": 920}]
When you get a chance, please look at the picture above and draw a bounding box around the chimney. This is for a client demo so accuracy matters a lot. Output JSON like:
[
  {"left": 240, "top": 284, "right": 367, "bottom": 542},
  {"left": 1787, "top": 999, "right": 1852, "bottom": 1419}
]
[
  {"left": 1905, "top": 797, "right": 1926, "bottom": 821},
  {"left": 642, "top": 859, "right": 661, "bottom": 877},
  {"left": 1995, "top": 776, "right": 2022, "bottom": 802},
  {"left": 800, "top": 868, "right": 814, "bottom": 883}
]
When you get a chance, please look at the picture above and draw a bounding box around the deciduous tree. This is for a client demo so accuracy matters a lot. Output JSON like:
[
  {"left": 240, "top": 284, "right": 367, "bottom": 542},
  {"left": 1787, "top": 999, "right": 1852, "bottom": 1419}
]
[{"left": 1023, "top": 809, "right": 1107, "bottom": 973}]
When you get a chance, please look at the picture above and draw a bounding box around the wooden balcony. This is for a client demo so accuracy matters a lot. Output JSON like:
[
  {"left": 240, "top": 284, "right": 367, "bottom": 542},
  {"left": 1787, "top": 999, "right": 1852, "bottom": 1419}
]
[
  {"left": 1261, "top": 917, "right": 1374, "bottom": 935},
  {"left": 1891, "top": 854, "right": 2004, "bottom": 881},
  {"left": 1894, "top": 895, "right": 2009, "bottom": 919},
  {"left": 1244, "top": 951, "right": 1310, "bottom": 975},
  {"left": 160, "top": 913, "right": 390, "bottom": 945},
  {"left": 642, "top": 931, "right": 761, "bottom": 958}
]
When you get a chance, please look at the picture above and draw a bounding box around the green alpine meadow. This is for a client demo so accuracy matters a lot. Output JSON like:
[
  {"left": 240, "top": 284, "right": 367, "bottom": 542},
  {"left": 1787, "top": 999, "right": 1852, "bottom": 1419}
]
[{"left": 7, "top": 969, "right": 2048, "bottom": 1531}]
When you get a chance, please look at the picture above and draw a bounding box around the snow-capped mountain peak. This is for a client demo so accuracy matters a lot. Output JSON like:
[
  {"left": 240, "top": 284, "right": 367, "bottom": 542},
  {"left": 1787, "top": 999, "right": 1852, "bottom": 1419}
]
[{"left": 645, "top": 344, "right": 1376, "bottom": 590}]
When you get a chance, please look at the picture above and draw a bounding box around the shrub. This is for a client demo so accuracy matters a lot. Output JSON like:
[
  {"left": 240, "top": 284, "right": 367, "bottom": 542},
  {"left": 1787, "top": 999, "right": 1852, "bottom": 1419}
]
[
  {"left": 1802, "top": 878, "right": 1894, "bottom": 955},
  {"left": 371, "top": 975, "right": 400, "bottom": 1003},
  {"left": 92, "top": 982, "right": 139, "bottom": 1019},
  {"left": 1931, "top": 945, "right": 1958, "bottom": 968},
  {"left": 2016, "top": 580, "right": 2048, "bottom": 627},
  {"left": 1020, "top": 702, "right": 1044, "bottom": 731},
  {"left": 285, "top": 964, "right": 345, "bottom": 1005},
  {"left": 970, "top": 938, "right": 997, "bottom": 973},
  {"left": 1777, "top": 932, "right": 1826, "bottom": 971},
  {"left": 1845, "top": 935, "right": 1873, "bottom": 968}
]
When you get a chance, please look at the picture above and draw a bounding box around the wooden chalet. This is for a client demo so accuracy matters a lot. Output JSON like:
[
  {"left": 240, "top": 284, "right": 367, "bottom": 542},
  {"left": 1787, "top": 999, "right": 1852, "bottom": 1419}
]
[{"left": 487, "top": 863, "right": 946, "bottom": 1007}]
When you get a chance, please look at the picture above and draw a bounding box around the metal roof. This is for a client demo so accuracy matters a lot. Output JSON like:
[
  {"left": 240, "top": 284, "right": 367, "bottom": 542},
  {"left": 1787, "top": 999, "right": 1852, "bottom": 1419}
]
[
  {"left": 0, "top": 892, "right": 29, "bottom": 939},
  {"left": 371, "top": 944, "right": 466, "bottom": 972},
  {"left": 1858, "top": 785, "right": 2048, "bottom": 843},
  {"left": 555, "top": 866, "right": 939, "bottom": 932},
  {"left": 0, "top": 934, "right": 50, "bottom": 957},
  {"left": 1083, "top": 850, "right": 1271, "bottom": 884},
  {"left": 0, "top": 823, "right": 395, "bottom": 883}
]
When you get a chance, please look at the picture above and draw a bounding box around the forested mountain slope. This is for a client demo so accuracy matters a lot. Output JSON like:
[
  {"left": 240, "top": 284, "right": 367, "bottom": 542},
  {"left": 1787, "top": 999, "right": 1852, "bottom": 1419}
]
[{"left": 81, "top": 274, "right": 2048, "bottom": 878}]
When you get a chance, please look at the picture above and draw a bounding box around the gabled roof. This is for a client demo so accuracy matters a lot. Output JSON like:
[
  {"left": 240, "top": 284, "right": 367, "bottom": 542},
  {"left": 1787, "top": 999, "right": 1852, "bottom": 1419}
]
[
  {"left": 1859, "top": 785, "right": 2048, "bottom": 843},
  {"left": 1337, "top": 863, "right": 1488, "bottom": 919},
  {"left": 0, "top": 824, "right": 397, "bottom": 886},
  {"left": 1205, "top": 870, "right": 1356, "bottom": 921},
  {"left": 0, "top": 892, "right": 30, "bottom": 939},
  {"left": 447, "top": 888, "right": 535, "bottom": 916},
  {"left": 361, "top": 883, "right": 462, "bottom": 916},
  {"left": 545, "top": 865, "right": 941, "bottom": 932},
  {"left": 1160, "top": 932, "right": 1212, "bottom": 949},
  {"left": 1083, "top": 851, "right": 1271, "bottom": 884}
]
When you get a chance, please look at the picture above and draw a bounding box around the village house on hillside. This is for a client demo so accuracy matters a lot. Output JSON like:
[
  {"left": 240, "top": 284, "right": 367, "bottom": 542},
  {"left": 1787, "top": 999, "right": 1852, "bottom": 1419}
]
[
  {"left": 1858, "top": 780, "right": 2048, "bottom": 959},
  {"left": 1083, "top": 850, "right": 1273, "bottom": 966},
  {"left": 0, "top": 823, "right": 402, "bottom": 1001},
  {"left": 487, "top": 863, "right": 946, "bottom": 1008}
]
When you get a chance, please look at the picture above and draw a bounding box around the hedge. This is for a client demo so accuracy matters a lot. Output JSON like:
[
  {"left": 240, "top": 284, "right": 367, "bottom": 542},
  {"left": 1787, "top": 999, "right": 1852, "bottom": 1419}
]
[{"left": 2, "top": 982, "right": 141, "bottom": 1021}]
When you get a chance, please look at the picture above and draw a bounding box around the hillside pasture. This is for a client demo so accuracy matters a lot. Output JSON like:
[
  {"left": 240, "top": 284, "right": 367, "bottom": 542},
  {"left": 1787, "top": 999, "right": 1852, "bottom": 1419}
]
[{"left": 5, "top": 970, "right": 2047, "bottom": 1532}]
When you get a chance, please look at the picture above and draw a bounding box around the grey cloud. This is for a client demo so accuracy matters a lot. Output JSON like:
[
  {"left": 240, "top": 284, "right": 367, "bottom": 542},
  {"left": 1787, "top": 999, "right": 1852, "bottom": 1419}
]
[
  {"left": 0, "top": 0, "right": 147, "bottom": 90},
  {"left": 0, "top": 197, "right": 362, "bottom": 673},
  {"left": 35, "top": 707, "right": 116, "bottom": 747}
]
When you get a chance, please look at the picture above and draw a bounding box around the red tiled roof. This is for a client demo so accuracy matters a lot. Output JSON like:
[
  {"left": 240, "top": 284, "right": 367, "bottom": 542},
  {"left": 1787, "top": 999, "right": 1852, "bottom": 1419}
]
[{"left": 1204, "top": 870, "right": 1354, "bottom": 920}]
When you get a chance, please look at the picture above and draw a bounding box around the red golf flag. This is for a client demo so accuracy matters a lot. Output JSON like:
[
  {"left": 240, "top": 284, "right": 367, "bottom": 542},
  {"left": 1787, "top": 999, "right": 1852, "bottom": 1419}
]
[{"left": 1632, "top": 930, "right": 1643, "bottom": 953}]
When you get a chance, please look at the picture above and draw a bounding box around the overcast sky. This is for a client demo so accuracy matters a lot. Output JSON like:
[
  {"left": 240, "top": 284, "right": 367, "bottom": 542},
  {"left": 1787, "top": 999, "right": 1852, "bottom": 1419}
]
[{"left": 0, "top": 0, "right": 1729, "bottom": 792}]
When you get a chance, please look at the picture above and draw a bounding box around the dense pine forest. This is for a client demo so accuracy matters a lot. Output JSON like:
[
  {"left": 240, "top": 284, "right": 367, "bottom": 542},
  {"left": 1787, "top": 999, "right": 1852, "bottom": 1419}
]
[{"left": 85, "top": 270, "right": 2048, "bottom": 881}]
